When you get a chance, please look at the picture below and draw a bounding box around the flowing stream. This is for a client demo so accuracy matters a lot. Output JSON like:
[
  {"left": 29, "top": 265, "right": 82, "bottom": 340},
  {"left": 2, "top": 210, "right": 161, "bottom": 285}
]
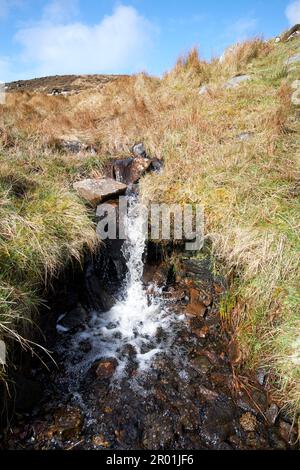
[
  {"left": 2, "top": 197, "right": 293, "bottom": 450},
  {"left": 57, "top": 195, "right": 184, "bottom": 383}
]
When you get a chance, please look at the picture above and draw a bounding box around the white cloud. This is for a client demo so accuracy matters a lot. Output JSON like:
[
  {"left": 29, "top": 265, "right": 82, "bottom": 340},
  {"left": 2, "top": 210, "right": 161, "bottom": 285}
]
[
  {"left": 286, "top": 1, "right": 300, "bottom": 25},
  {"left": 14, "top": 3, "right": 154, "bottom": 78}
]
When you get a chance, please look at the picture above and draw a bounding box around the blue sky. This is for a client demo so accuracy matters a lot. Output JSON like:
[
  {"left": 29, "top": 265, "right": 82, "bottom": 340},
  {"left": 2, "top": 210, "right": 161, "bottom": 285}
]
[{"left": 0, "top": 0, "right": 299, "bottom": 82}]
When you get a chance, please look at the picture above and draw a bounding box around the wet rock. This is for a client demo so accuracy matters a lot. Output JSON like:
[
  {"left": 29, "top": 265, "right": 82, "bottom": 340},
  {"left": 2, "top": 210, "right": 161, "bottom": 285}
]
[
  {"left": 186, "top": 288, "right": 207, "bottom": 317},
  {"left": 252, "top": 389, "right": 268, "bottom": 412},
  {"left": 143, "top": 263, "right": 169, "bottom": 286},
  {"left": 57, "top": 305, "right": 87, "bottom": 331},
  {"left": 240, "top": 412, "right": 257, "bottom": 432},
  {"left": 142, "top": 414, "right": 174, "bottom": 450},
  {"left": 92, "top": 435, "right": 111, "bottom": 448},
  {"left": 224, "top": 75, "right": 251, "bottom": 89},
  {"left": 114, "top": 157, "right": 152, "bottom": 185},
  {"left": 285, "top": 53, "right": 300, "bottom": 66},
  {"left": 192, "top": 355, "right": 212, "bottom": 373},
  {"left": 266, "top": 404, "right": 279, "bottom": 425},
  {"left": 79, "top": 339, "right": 92, "bottom": 353},
  {"left": 245, "top": 431, "right": 268, "bottom": 450},
  {"left": 279, "top": 420, "right": 298, "bottom": 445},
  {"left": 132, "top": 142, "right": 147, "bottom": 158},
  {"left": 268, "top": 432, "right": 287, "bottom": 450},
  {"left": 200, "top": 396, "right": 237, "bottom": 443},
  {"left": 193, "top": 326, "right": 209, "bottom": 339},
  {"left": 73, "top": 178, "right": 127, "bottom": 206},
  {"left": 10, "top": 373, "right": 42, "bottom": 412},
  {"left": 95, "top": 358, "right": 118, "bottom": 379},
  {"left": 197, "top": 385, "right": 219, "bottom": 401},
  {"left": 53, "top": 406, "right": 83, "bottom": 441}
]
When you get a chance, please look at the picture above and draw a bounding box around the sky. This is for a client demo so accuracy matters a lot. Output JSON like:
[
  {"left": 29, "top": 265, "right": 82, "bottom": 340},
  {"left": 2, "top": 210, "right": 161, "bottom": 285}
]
[{"left": 0, "top": 0, "right": 300, "bottom": 82}]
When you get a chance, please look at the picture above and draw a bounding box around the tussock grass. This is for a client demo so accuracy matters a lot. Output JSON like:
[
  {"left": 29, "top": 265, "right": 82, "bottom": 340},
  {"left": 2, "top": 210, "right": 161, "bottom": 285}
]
[{"left": 0, "top": 34, "right": 299, "bottom": 425}]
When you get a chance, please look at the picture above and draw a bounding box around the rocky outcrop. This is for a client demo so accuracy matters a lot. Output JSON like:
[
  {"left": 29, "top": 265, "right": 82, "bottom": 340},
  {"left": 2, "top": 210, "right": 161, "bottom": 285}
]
[
  {"left": 285, "top": 53, "right": 300, "bottom": 66},
  {"left": 73, "top": 178, "right": 127, "bottom": 206},
  {"left": 224, "top": 75, "right": 252, "bottom": 89},
  {"left": 281, "top": 24, "right": 300, "bottom": 42},
  {"left": 56, "top": 136, "right": 97, "bottom": 155},
  {"left": 113, "top": 156, "right": 162, "bottom": 185}
]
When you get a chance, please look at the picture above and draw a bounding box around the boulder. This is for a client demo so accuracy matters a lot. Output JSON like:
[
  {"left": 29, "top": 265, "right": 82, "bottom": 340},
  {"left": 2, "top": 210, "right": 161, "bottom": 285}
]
[
  {"left": 186, "top": 288, "right": 207, "bottom": 318},
  {"left": 95, "top": 358, "right": 118, "bottom": 379},
  {"left": 266, "top": 404, "right": 279, "bottom": 425},
  {"left": 132, "top": 142, "right": 147, "bottom": 158},
  {"left": 53, "top": 406, "right": 83, "bottom": 441},
  {"left": 57, "top": 305, "right": 87, "bottom": 331},
  {"left": 114, "top": 157, "right": 152, "bottom": 185},
  {"left": 73, "top": 178, "right": 127, "bottom": 206},
  {"left": 282, "top": 24, "right": 300, "bottom": 42},
  {"left": 224, "top": 75, "right": 251, "bottom": 89},
  {"left": 285, "top": 53, "right": 300, "bottom": 66}
]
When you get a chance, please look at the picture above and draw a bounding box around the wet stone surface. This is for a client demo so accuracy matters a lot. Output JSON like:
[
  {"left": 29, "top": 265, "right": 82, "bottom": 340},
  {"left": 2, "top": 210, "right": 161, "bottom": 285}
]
[{"left": 1, "top": 257, "right": 295, "bottom": 450}]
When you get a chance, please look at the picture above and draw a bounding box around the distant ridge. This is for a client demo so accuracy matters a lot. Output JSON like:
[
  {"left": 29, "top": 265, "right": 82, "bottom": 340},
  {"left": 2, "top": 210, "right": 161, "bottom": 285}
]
[{"left": 5, "top": 74, "right": 129, "bottom": 94}]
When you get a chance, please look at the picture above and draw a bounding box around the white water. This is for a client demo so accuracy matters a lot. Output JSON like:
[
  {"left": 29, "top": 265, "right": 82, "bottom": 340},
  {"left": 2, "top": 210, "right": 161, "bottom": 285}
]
[{"left": 60, "top": 196, "right": 184, "bottom": 379}]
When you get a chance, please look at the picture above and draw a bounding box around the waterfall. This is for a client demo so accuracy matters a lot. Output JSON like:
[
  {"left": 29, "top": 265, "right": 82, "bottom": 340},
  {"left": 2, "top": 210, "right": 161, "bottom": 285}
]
[{"left": 66, "top": 195, "right": 183, "bottom": 379}]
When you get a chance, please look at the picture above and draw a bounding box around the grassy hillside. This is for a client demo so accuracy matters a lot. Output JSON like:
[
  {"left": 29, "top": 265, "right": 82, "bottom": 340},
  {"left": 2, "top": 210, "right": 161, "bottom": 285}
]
[{"left": 0, "top": 33, "right": 299, "bottom": 423}]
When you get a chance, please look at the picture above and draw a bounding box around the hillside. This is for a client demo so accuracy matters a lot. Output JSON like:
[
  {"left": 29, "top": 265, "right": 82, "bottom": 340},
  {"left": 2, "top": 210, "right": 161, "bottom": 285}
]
[
  {"left": 5, "top": 74, "right": 128, "bottom": 94},
  {"left": 0, "top": 28, "right": 300, "bottom": 432}
]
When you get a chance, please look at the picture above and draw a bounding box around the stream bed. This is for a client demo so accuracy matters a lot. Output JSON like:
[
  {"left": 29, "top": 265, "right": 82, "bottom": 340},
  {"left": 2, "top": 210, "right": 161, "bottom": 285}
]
[{"left": 1, "top": 197, "right": 297, "bottom": 450}]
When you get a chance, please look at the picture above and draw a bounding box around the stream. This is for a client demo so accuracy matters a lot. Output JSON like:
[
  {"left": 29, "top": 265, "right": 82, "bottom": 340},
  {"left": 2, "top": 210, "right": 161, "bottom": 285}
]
[{"left": 1, "top": 194, "right": 296, "bottom": 450}]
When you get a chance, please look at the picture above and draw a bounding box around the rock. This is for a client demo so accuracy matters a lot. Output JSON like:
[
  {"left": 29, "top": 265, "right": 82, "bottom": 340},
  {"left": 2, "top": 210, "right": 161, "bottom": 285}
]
[
  {"left": 282, "top": 24, "right": 300, "bottom": 42},
  {"left": 73, "top": 178, "right": 127, "bottom": 206},
  {"left": 198, "top": 385, "right": 219, "bottom": 401},
  {"left": 92, "top": 435, "right": 110, "bottom": 448},
  {"left": 279, "top": 420, "right": 298, "bottom": 445},
  {"left": 113, "top": 157, "right": 152, "bottom": 185},
  {"left": 142, "top": 414, "right": 174, "bottom": 450},
  {"left": 266, "top": 404, "right": 279, "bottom": 425},
  {"left": 224, "top": 75, "right": 251, "bottom": 89},
  {"left": 95, "top": 358, "right": 118, "bottom": 379},
  {"left": 236, "top": 132, "right": 254, "bottom": 141},
  {"left": 150, "top": 158, "right": 163, "bottom": 173},
  {"left": 285, "top": 53, "right": 300, "bottom": 66},
  {"left": 199, "top": 85, "right": 209, "bottom": 95},
  {"left": 240, "top": 412, "right": 257, "bottom": 432},
  {"left": 256, "top": 368, "right": 267, "bottom": 385},
  {"left": 132, "top": 142, "right": 147, "bottom": 158},
  {"left": 193, "top": 326, "right": 209, "bottom": 339},
  {"left": 58, "top": 136, "right": 96, "bottom": 155},
  {"left": 57, "top": 305, "right": 87, "bottom": 331},
  {"left": 275, "top": 37, "right": 281, "bottom": 43},
  {"left": 53, "top": 406, "right": 83, "bottom": 441},
  {"left": 186, "top": 288, "right": 207, "bottom": 317}
]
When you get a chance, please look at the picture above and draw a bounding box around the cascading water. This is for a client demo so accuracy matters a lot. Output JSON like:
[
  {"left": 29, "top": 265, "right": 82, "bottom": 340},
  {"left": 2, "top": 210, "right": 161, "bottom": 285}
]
[{"left": 59, "top": 195, "right": 184, "bottom": 381}]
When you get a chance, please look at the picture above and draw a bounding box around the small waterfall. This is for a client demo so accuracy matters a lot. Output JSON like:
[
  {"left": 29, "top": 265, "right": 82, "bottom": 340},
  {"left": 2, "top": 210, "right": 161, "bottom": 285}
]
[{"left": 65, "top": 195, "right": 183, "bottom": 379}]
